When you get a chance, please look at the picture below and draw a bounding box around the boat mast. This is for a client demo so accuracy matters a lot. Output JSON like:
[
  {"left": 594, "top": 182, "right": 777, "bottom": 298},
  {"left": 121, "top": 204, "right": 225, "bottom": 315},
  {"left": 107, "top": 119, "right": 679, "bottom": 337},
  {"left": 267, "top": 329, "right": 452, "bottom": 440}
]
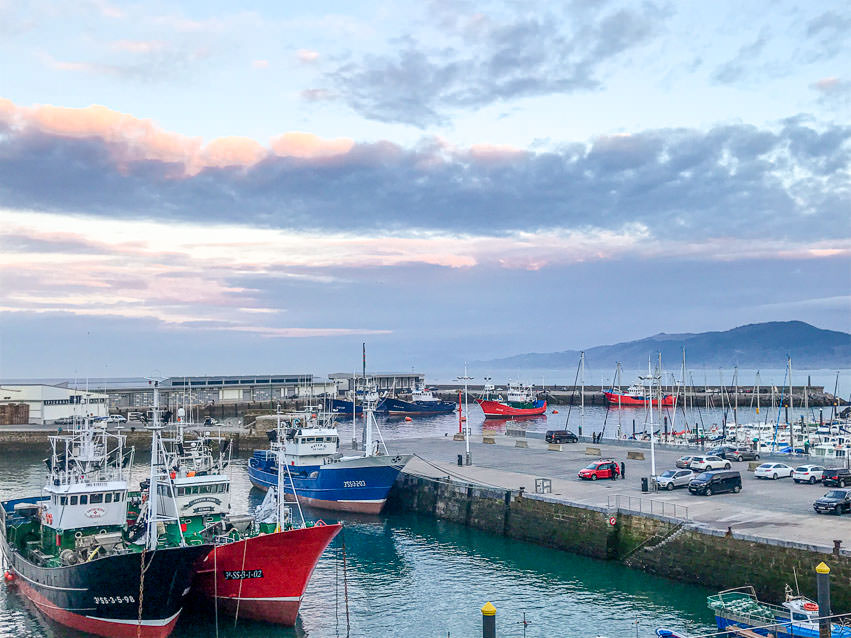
[
  {"left": 733, "top": 365, "right": 738, "bottom": 428},
  {"left": 351, "top": 367, "right": 357, "bottom": 450},
  {"left": 146, "top": 379, "right": 162, "bottom": 551},
  {"left": 457, "top": 364, "right": 473, "bottom": 466}
]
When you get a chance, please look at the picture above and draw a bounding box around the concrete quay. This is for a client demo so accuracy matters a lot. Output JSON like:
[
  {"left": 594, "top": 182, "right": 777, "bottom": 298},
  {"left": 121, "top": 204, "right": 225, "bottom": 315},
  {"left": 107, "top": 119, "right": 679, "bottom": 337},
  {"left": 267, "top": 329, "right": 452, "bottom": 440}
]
[
  {"left": 393, "top": 434, "right": 848, "bottom": 549},
  {"left": 387, "top": 433, "right": 851, "bottom": 608}
]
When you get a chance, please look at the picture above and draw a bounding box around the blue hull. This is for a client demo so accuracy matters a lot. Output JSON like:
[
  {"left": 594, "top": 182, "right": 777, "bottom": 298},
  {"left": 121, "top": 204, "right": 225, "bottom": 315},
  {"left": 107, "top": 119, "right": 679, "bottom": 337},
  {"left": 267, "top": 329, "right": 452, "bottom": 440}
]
[
  {"left": 329, "top": 399, "right": 363, "bottom": 416},
  {"left": 376, "top": 397, "right": 456, "bottom": 415},
  {"left": 247, "top": 451, "right": 408, "bottom": 514},
  {"left": 716, "top": 615, "right": 851, "bottom": 638}
]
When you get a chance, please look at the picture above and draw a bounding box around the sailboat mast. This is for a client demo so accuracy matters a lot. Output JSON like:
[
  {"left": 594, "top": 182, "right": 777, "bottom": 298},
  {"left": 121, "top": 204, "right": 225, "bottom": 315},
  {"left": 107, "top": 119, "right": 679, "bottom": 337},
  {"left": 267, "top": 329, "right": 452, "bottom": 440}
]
[{"left": 648, "top": 356, "right": 656, "bottom": 478}]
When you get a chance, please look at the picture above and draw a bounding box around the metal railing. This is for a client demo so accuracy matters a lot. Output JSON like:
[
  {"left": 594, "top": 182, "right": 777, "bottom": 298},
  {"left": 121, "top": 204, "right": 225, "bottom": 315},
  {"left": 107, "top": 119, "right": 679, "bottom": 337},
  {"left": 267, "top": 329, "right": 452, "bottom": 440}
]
[{"left": 607, "top": 494, "right": 690, "bottom": 521}]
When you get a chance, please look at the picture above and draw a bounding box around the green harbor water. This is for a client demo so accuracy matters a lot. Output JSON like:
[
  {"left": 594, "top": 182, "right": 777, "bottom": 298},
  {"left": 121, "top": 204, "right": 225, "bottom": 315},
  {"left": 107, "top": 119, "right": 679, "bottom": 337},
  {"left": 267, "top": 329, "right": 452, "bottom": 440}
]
[{"left": 0, "top": 449, "right": 716, "bottom": 638}]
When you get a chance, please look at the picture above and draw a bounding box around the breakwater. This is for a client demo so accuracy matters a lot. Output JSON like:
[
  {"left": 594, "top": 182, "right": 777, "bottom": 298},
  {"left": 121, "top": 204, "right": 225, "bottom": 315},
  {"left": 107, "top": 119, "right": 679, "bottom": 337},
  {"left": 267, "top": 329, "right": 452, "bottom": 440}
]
[{"left": 387, "top": 473, "right": 851, "bottom": 610}]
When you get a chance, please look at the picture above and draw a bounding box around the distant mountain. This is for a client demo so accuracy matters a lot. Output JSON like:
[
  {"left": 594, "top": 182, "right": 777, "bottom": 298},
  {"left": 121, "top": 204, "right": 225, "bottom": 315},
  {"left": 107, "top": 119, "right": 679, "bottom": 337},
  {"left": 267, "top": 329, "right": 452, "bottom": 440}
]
[{"left": 476, "top": 322, "right": 851, "bottom": 369}]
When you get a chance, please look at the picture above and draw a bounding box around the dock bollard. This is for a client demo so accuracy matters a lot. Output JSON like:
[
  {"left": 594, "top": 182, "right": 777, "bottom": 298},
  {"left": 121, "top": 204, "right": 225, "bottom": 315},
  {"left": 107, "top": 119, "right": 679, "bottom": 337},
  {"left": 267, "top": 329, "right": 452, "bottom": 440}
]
[
  {"left": 482, "top": 601, "right": 496, "bottom": 638},
  {"left": 817, "top": 561, "right": 831, "bottom": 638}
]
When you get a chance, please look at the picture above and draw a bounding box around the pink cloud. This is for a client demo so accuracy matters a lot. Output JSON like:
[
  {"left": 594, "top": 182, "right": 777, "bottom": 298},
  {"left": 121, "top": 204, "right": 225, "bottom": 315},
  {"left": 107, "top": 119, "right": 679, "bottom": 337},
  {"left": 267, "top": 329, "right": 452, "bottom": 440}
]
[
  {"left": 252, "top": 59, "right": 270, "bottom": 69},
  {"left": 201, "top": 137, "right": 267, "bottom": 168},
  {"left": 270, "top": 132, "right": 354, "bottom": 158},
  {"left": 296, "top": 49, "right": 320, "bottom": 63}
]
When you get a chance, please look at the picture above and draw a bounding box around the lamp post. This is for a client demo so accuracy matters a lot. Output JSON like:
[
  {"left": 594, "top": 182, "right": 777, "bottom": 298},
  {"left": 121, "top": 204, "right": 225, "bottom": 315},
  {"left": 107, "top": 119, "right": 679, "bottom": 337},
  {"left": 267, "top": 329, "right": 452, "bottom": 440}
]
[{"left": 457, "top": 365, "right": 473, "bottom": 466}]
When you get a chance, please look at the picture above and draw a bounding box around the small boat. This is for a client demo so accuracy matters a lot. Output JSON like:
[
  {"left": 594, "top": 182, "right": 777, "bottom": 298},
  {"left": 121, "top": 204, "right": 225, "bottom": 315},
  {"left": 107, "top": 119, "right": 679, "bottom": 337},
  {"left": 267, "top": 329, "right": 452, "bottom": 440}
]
[
  {"left": 708, "top": 585, "right": 851, "bottom": 638},
  {"left": 604, "top": 383, "right": 675, "bottom": 407},
  {"left": 476, "top": 382, "right": 547, "bottom": 418},
  {"left": 248, "top": 390, "right": 412, "bottom": 514},
  {"left": 377, "top": 385, "right": 456, "bottom": 416}
]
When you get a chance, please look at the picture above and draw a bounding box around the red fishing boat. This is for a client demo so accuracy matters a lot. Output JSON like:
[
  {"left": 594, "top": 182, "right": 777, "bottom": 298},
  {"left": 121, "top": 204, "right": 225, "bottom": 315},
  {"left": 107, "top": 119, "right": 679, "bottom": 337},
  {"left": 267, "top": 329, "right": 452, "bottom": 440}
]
[
  {"left": 604, "top": 384, "right": 675, "bottom": 407},
  {"left": 193, "top": 521, "right": 341, "bottom": 625},
  {"left": 476, "top": 382, "right": 547, "bottom": 418}
]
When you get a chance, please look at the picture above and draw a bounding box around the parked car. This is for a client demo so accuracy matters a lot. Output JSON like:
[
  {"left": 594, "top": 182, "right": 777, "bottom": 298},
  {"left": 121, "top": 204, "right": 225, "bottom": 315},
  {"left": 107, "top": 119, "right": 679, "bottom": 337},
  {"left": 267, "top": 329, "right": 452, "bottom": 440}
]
[
  {"left": 792, "top": 465, "right": 825, "bottom": 484},
  {"left": 813, "top": 489, "right": 851, "bottom": 515},
  {"left": 675, "top": 456, "right": 696, "bottom": 469},
  {"left": 578, "top": 459, "right": 620, "bottom": 481},
  {"left": 734, "top": 447, "right": 760, "bottom": 461},
  {"left": 708, "top": 446, "right": 740, "bottom": 460},
  {"left": 656, "top": 469, "right": 693, "bottom": 491},
  {"left": 688, "top": 470, "right": 742, "bottom": 496},
  {"left": 822, "top": 468, "right": 851, "bottom": 488},
  {"left": 105, "top": 414, "right": 127, "bottom": 423},
  {"left": 690, "top": 456, "right": 731, "bottom": 471},
  {"left": 546, "top": 430, "right": 578, "bottom": 444},
  {"left": 54, "top": 416, "right": 73, "bottom": 425},
  {"left": 754, "top": 462, "right": 793, "bottom": 480}
]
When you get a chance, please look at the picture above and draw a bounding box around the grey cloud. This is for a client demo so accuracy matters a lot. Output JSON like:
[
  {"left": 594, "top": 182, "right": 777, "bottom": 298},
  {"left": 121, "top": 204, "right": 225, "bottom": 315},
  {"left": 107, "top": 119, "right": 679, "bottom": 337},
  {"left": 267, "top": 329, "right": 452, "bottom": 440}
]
[
  {"left": 805, "top": 10, "right": 851, "bottom": 60},
  {"left": 0, "top": 122, "right": 848, "bottom": 242},
  {"left": 328, "top": 2, "right": 669, "bottom": 126},
  {"left": 711, "top": 30, "right": 769, "bottom": 84}
]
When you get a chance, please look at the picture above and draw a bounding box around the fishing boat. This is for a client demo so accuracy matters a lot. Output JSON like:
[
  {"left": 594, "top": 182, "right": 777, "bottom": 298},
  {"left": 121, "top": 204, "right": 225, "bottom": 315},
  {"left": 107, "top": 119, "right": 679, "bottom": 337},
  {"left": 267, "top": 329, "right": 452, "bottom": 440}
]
[
  {"left": 707, "top": 586, "right": 851, "bottom": 638},
  {"left": 155, "top": 410, "right": 341, "bottom": 626},
  {"left": 0, "top": 398, "right": 211, "bottom": 638},
  {"left": 247, "top": 390, "right": 412, "bottom": 514},
  {"left": 476, "top": 382, "right": 547, "bottom": 418},
  {"left": 329, "top": 397, "right": 362, "bottom": 416},
  {"left": 377, "top": 385, "right": 455, "bottom": 416},
  {"left": 604, "top": 383, "right": 675, "bottom": 407}
]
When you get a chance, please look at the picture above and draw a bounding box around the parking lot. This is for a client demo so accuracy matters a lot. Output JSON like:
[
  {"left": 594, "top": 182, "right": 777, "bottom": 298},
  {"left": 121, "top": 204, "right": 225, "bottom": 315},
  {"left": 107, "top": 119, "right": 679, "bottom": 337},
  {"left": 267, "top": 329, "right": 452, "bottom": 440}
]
[{"left": 394, "top": 434, "right": 851, "bottom": 549}]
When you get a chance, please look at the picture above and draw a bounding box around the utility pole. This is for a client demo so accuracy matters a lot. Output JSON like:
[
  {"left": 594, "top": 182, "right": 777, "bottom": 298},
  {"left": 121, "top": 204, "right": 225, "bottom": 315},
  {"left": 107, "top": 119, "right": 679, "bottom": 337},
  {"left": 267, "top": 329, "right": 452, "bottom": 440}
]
[{"left": 457, "top": 365, "right": 473, "bottom": 466}]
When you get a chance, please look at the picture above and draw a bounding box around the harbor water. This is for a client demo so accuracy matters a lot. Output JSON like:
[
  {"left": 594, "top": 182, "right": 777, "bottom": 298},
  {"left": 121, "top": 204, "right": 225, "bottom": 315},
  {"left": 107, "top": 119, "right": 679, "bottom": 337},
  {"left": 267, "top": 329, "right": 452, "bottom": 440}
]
[{"left": 0, "top": 447, "right": 717, "bottom": 638}]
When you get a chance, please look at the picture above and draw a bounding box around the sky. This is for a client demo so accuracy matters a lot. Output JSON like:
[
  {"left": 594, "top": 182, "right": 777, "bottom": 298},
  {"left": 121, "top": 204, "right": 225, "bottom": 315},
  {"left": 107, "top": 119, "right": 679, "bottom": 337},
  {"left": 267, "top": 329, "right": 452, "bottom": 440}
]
[{"left": 0, "top": 0, "right": 849, "bottom": 379}]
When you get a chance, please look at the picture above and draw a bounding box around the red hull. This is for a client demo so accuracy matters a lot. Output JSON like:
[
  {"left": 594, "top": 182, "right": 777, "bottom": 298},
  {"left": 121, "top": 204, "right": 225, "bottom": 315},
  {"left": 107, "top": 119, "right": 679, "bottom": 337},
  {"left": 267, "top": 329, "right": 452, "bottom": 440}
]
[
  {"left": 604, "top": 391, "right": 675, "bottom": 407},
  {"left": 194, "top": 523, "right": 341, "bottom": 625},
  {"left": 475, "top": 398, "right": 547, "bottom": 418},
  {"left": 15, "top": 579, "right": 180, "bottom": 638}
]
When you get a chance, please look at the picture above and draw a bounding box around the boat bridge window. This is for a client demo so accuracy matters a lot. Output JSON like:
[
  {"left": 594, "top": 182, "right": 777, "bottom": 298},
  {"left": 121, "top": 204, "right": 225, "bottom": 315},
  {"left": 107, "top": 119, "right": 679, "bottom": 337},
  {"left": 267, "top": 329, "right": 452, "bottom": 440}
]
[
  {"left": 105, "top": 494, "right": 112, "bottom": 503},
  {"left": 89, "top": 494, "right": 103, "bottom": 504},
  {"left": 70, "top": 496, "right": 77, "bottom": 505},
  {"left": 60, "top": 496, "right": 67, "bottom": 505},
  {"left": 792, "top": 612, "right": 808, "bottom": 621},
  {"left": 114, "top": 492, "right": 123, "bottom": 502},
  {"left": 79, "top": 495, "right": 88, "bottom": 505}
]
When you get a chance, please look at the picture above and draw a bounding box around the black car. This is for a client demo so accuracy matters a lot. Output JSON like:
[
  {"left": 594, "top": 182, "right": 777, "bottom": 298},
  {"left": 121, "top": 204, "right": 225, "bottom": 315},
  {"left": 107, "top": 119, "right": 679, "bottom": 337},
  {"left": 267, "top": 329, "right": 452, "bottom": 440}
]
[
  {"left": 822, "top": 468, "right": 851, "bottom": 487},
  {"left": 546, "top": 430, "right": 578, "bottom": 444},
  {"left": 688, "top": 470, "right": 742, "bottom": 496},
  {"left": 813, "top": 489, "right": 851, "bottom": 515}
]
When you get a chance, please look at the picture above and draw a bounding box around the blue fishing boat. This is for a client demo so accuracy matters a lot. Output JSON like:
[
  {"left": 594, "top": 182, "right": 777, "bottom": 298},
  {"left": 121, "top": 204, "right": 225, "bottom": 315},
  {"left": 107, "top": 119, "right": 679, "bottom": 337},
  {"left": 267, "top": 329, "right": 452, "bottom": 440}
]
[
  {"left": 377, "top": 385, "right": 455, "bottom": 416},
  {"left": 248, "top": 392, "right": 411, "bottom": 514},
  {"left": 329, "top": 397, "right": 362, "bottom": 416},
  {"left": 707, "top": 586, "right": 851, "bottom": 638}
]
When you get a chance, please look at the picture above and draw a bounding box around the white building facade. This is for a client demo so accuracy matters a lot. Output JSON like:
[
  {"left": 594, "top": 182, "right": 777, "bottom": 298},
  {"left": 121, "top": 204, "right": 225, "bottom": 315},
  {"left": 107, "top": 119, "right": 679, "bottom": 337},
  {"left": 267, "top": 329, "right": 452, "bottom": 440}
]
[{"left": 0, "top": 385, "right": 108, "bottom": 424}]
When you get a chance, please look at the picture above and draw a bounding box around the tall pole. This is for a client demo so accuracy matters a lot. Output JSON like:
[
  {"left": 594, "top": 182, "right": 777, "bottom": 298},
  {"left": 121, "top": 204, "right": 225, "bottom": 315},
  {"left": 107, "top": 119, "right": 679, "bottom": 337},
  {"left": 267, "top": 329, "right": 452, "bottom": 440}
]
[
  {"left": 457, "top": 365, "right": 473, "bottom": 466},
  {"left": 146, "top": 380, "right": 161, "bottom": 551},
  {"left": 649, "top": 356, "right": 656, "bottom": 480},
  {"left": 616, "top": 362, "right": 622, "bottom": 438},
  {"left": 816, "top": 562, "right": 831, "bottom": 638},
  {"left": 352, "top": 369, "right": 357, "bottom": 450},
  {"left": 580, "top": 352, "right": 585, "bottom": 438}
]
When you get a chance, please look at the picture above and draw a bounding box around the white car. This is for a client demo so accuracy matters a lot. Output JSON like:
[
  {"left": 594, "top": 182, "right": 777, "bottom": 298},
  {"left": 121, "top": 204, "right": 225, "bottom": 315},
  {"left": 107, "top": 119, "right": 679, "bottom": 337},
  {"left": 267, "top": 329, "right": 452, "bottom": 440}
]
[
  {"left": 792, "top": 465, "right": 825, "bottom": 484},
  {"left": 656, "top": 469, "right": 694, "bottom": 491},
  {"left": 105, "top": 414, "right": 127, "bottom": 423},
  {"left": 755, "top": 462, "right": 793, "bottom": 480},
  {"left": 690, "top": 456, "right": 731, "bottom": 471}
]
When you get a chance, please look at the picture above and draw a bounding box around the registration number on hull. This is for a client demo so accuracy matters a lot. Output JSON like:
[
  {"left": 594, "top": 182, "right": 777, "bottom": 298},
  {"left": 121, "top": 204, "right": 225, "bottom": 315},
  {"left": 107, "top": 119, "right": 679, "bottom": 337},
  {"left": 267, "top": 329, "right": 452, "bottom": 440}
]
[
  {"left": 224, "top": 570, "right": 264, "bottom": 580},
  {"left": 343, "top": 480, "right": 366, "bottom": 488}
]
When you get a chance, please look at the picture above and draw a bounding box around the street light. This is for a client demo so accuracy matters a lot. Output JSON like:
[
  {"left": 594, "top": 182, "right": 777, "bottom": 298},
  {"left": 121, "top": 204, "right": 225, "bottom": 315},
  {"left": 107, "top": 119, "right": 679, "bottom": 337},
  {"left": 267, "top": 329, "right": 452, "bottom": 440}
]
[{"left": 457, "top": 364, "right": 473, "bottom": 466}]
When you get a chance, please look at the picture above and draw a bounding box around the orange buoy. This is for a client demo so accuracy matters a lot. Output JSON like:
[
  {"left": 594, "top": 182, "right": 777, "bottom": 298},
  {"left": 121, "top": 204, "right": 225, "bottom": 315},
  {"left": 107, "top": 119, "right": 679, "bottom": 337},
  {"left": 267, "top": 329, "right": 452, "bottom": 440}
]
[
  {"left": 552, "top": 409, "right": 559, "bottom": 414},
  {"left": 803, "top": 602, "right": 819, "bottom": 611},
  {"left": 4, "top": 571, "right": 14, "bottom": 583},
  {"left": 404, "top": 416, "right": 412, "bottom": 422},
  {"left": 461, "top": 416, "right": 467, "bottom": 422}
]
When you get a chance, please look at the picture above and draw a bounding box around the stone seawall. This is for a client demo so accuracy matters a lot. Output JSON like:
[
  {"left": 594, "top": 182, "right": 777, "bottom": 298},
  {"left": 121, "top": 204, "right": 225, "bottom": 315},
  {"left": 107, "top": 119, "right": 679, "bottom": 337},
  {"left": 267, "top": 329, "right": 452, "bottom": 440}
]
[{"left": 388, "top": 473, "right": 851, "bottom": 609}]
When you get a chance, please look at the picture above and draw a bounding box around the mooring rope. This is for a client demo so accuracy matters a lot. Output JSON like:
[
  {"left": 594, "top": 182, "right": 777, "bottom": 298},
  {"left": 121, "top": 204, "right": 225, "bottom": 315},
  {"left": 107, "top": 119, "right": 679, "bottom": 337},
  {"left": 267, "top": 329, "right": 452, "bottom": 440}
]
[
  {"left": 341, "top": 532, "right": 350, "bottom": 638},
  {"left": 232, "top": 534, "right": 249, "bottom": 626},
  {"left": 412, "top": 454, "right": 509, "bottom": 490}
]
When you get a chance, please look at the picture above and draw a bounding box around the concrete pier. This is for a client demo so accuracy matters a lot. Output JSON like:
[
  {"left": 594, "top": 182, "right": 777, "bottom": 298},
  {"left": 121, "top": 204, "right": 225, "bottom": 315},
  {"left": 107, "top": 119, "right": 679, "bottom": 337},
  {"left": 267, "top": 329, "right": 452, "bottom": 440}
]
[{"left": 386, "top": 432, "right": 851, "bottom": 609}]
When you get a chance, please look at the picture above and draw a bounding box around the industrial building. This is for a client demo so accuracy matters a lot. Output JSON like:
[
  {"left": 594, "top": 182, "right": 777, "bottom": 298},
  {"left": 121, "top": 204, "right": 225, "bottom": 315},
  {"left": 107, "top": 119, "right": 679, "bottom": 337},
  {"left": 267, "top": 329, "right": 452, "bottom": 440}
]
[
  {"left": 0, "top": 384, "right": 108, "bottom": 425},
  {"left": 328, "top": 372, "right": 426, "bottom": 393},
  {"left": 105, "top": 375, "right": 337, "bottom": 409}
]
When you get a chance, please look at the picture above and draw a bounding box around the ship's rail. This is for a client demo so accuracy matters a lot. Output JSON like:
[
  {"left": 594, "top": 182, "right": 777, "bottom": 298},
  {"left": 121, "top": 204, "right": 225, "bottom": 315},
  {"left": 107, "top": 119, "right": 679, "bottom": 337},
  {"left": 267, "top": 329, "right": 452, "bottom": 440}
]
[{"left": 607, "top": 494, "right": 690, "bottom": 521}]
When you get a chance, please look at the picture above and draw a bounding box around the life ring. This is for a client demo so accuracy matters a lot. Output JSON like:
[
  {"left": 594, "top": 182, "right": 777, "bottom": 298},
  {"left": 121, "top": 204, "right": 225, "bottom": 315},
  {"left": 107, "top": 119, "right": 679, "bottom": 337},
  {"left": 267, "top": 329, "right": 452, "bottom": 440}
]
[
  {"left": 803, "top": 602, "right": 818, "bottom": 611},
  {"left": 314, "top": 519, "right": 326, "bottom": 526}
]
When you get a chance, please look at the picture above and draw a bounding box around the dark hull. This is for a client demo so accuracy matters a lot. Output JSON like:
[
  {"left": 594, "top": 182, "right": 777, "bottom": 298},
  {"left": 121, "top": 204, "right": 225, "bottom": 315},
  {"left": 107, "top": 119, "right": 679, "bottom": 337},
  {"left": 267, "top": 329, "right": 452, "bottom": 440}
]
[
  {"left": 376, "top": 397, "right": 456, "bottom": 415},
  {"left": 2, "top": 539, "right": 212, "bottom": 638},
  {"left": 329, "top": 399, "right": 363, "bottom": 416}
]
